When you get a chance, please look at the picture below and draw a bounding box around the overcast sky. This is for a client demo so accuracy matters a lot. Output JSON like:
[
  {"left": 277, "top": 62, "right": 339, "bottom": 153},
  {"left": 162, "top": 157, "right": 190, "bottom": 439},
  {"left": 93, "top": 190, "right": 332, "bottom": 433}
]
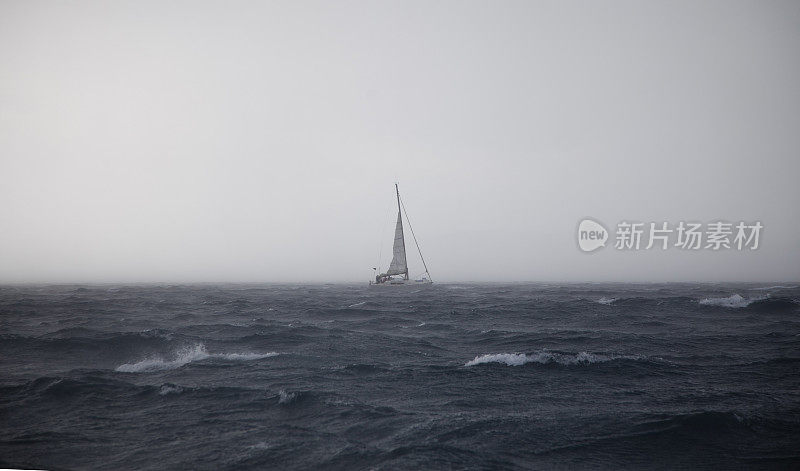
[{"left": 1, "top": 0, "right": 798, "bottom": 283}]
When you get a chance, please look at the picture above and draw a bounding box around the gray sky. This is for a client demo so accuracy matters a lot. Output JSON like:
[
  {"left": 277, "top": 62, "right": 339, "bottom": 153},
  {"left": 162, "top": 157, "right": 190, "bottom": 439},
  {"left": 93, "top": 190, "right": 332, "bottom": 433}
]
[{"left": 1, "top": 0, "right": 798, "bottom": 283}]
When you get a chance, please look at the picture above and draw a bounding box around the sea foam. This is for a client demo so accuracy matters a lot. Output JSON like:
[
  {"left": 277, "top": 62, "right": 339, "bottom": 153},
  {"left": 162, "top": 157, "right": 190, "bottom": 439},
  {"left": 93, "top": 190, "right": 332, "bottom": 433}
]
[
  {"left": 465, "top": 351, "right": 638, "bottom": 367},
  {"left": 158, "top": 384, "right": 184, "bottom": 395},
  {"left": 278, "top": 389, "right": 297, "bottom": 404},
  {"left": 115, "top": 344, "right": 278, "bottom": 373},
  {"left": 465, "top": 353, "right": 530, "bottom": 366},
  {"left": 698, "top": 294, "right": 766, "bottom": 308}
]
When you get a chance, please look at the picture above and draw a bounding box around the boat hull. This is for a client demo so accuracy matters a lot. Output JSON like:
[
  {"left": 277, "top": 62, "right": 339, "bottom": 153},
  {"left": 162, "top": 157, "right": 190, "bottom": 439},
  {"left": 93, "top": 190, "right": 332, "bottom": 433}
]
[{"left": 369, "top": 280, "right": 433, "bottom": 287}]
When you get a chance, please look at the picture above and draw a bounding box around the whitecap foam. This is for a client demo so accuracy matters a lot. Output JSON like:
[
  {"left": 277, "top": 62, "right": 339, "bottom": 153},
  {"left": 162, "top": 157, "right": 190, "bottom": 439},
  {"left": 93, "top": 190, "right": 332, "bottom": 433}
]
[
  {"left": 116, "top": 344, "right": 210, "bottom": 372},
  {"left": 158, "top": 384, "right": 183, "bottom": 395},
  {"left": 698, "top": 294, "right": 766, "bottom": 308},
  {"left": 248, "top": 442, "right": 272, "bottom": 450},
  {"left": 346, "top": 301, "right": 367, "bottom": 308},
  {"left": 465, "top": 351, "right": 638, "bottom": 367},
  {"left": 115, "top": 344, "right": 279, "bottom": 373},
  {"left": 465, "top": 353, "right": 529, "bottom": 366},
  {"left": 277, "top": 389, "right": 296, "bottom": 404},
  {"left": 596, "top": 297, "right": 617, "bottom": 305},
  {"left": 215, "top": 351, "right": 279, "bottom": 361}
]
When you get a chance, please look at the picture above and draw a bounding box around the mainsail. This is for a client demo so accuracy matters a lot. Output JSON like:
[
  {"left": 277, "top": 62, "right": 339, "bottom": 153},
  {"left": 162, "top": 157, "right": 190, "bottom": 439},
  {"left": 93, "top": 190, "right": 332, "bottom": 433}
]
[
  {"left": 385, "top": 209, "right": 407, "bottom": 276},
  {"left": 373, "top": 182, "right": 431, "bottom": 285}
]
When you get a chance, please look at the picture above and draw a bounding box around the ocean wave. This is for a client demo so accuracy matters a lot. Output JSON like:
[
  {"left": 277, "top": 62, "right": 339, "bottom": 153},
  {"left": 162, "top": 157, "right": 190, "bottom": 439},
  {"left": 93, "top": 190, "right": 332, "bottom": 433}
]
[
  {"left": 465, "top": 353, "right": 529, "bottom": 366},
  {"left": 248, "top": 441, "right": 273, "bottom": 450},
  {"left": 748, "top": 297, "right": 800, "bottom": 311},
  {"left": 699, "top": 294, "right": 765, "bottom": 308},
  {"left": 115, "top": 344, "right": 278, "bottom": 373},
  {"left": 1, "top": 375, "right": 269, "bottom": 403},
  {"left": 0, "top": 330, "right": 191, "bottom": 357},
  {"left": 464, "top": 351, "right": 641, "bottom": 367},
  {"left": 531, "top": 410, "right": 759, "bottom": 458},
  {"left": 698, "top": 294, "right": 799, "bottom": 311},
  {"left": 39, "top": 327, "right": 176, "bottom": 341},
  {"left": 277, "top": 389, "right": 297, "bottom": 404},
  {"left": 158, "top": 383, "right": 184, "bottom": 395},
  {"left": 581, "top": 296, "right": 697, "bottom": 308},
  {"left": 596, "top": 297, "right": 617, "bottom": 305},
  {"left": 334, "top": 363, "right": 390, "bottom": 374},
  {"left": 634, "top": 410, "right": 750, "bottom": 436},
  {"left": 1, "top": 375, "right": 142, "bottom": 401},
  {"left": 304, "top": 306, "right": 382, "bottom": 318}
]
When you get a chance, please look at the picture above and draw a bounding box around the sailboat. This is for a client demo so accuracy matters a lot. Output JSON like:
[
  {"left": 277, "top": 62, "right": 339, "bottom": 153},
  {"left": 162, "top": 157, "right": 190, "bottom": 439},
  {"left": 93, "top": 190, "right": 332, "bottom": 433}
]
[{"left": 371, "top": 184, "right": 433, "bottom": 286}]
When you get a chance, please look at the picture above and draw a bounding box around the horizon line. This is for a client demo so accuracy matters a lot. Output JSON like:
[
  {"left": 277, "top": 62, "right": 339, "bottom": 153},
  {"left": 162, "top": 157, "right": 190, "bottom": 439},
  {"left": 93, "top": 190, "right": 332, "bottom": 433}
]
[{"left": 0, "top": 280, "right": 798, "bottom": 286}]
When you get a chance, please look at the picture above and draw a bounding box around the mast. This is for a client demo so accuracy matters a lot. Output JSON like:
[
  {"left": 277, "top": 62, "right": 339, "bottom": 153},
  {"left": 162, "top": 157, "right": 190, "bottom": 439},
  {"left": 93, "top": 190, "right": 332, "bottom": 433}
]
[
  {"left": 395, "top": 182, "right": 401, "bottom": 212},
  {"left": 395, "top": 183, "right": 409, "bottom": 280}
]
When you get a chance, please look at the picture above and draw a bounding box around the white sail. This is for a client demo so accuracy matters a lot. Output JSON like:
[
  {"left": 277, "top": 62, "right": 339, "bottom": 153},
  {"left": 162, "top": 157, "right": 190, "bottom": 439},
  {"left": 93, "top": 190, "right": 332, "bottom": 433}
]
[
  {"left": 386, "top": 210, "right": 408, "bottom": 276},
  {"left": 372, "top": 183, "right": 431, "bottom": 285}
]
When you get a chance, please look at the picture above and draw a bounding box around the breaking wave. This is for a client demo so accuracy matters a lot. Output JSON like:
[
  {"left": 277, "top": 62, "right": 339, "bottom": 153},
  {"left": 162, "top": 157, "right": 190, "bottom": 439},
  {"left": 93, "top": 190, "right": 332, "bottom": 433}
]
[
  {"left": 465, "top": 351, "right": 641, "bottom": 367},
  {"left": 115, "top": 344, "right": 278, "bottom": 372},
  {"left": 158, "top": 383, "right": 184, "bottom": 395},
  {"left": 278, "top": 389, "right": 297, "bottom": 404},
  {"left": 697, "top": 294, "right": 799, "bottom": 311},
  {"left": 699, "top": 294, "right": 765, "bottom": 308},
  {"left": 596, "top": 297, "right": 617, "bottom": 305}
]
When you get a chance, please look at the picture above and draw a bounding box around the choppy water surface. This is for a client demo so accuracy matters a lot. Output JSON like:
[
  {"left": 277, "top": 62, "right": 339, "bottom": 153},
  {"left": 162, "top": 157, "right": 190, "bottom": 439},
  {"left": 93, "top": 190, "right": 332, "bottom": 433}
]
[{"left": 1, "top": 283, "right": 799, "bottom": 470}]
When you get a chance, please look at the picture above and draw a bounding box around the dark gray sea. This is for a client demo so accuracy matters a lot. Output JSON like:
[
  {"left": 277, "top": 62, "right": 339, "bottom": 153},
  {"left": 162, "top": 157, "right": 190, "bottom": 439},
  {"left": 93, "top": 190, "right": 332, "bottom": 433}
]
[{"left": 1, "top": 283, "right": 799, "bottom": 470}]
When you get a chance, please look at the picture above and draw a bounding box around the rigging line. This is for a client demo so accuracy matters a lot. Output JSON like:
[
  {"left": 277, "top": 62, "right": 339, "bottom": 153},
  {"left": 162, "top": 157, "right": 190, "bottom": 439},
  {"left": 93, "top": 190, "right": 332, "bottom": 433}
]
[{"left": 399, "top": 195, "right": 432, "bottom": 282}]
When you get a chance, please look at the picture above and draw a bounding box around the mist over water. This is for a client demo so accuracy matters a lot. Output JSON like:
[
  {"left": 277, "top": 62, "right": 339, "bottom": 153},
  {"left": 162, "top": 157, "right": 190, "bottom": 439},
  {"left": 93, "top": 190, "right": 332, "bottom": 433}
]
[
  {"left": 1, "top": 1, "right": 799, "bottom": 283},
  {"left": 1, "top": 283, "right": 799, "bottom": 469}
]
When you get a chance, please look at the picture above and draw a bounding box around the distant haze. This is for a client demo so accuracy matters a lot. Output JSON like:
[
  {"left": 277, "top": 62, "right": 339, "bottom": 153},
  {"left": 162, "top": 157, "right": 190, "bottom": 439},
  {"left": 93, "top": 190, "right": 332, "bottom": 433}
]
[{"left": 1, "top": 1, "right": 799, "bottom": 283}]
